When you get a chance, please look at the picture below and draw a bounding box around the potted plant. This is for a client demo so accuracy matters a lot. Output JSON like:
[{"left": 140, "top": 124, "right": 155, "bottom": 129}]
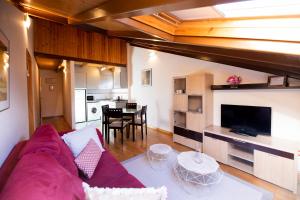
[{"left": 227, "top": 75, "right": 242, "bottom": 88}]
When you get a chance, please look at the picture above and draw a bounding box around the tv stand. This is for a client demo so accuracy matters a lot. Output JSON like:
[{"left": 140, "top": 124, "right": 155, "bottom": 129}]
[
  {"left": 203, "top": 125, "right": 299, "bottom": 193},
  {"left": 230, "top": 126, "right": 258, "bottom": 137}
]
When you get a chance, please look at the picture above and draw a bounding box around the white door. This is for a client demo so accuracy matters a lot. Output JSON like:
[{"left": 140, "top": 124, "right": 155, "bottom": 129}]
[{"left": 75, "top": 89, "right": 86, "bottom": 123}]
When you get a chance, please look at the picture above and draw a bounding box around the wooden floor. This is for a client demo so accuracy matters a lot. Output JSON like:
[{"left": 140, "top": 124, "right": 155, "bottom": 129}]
[
  {"left": 42, "top": 116, "right": 71, "bottom": 132},
  {"left": 45, "top": 117, "right": 299, "bottom": 200}
]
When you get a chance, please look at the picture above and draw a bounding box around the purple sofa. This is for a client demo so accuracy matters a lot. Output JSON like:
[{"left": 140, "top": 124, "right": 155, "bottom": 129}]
[{"left": 0, "top": 125, "right": 144, "bottom": 200}]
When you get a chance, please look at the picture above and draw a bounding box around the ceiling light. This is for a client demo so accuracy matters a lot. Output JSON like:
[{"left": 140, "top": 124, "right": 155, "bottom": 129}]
[
  {"left": 24, "top": 13, "right": 31, "bottom": 29},
  {"left": 215, "top": 0, "right": 300, "bottom": 18}
]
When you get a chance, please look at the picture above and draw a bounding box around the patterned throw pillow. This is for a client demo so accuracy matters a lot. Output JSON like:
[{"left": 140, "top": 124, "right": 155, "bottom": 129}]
[{"left": 75, "top": 139, "right": 103, "bottom": 179}]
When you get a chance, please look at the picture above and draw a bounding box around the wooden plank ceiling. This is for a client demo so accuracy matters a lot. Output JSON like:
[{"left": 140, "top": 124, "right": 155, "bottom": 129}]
[{"left": 10, "top": 0, "right": 300, "bottom": 78}]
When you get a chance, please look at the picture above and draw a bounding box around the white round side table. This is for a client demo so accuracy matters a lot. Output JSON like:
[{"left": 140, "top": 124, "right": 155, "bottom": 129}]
[
  {"left": 147, "top": 144, "right": 172, "bottom": 170},
  {"left": 174, "top": 151, "right": 223, "bottom": 186}
]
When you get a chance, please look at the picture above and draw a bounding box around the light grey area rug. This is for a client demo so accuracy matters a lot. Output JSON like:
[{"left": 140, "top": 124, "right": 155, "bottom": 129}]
[{"left": 122, "top": 152, "right": 273, "bottom": 200}]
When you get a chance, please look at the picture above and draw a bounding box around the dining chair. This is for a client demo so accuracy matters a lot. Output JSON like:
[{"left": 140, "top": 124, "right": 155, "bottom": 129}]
[
  {"left": 107, "top": 108, "right": 130, "bottom": 144},
  {"left": 126, "top": 103, "right": 137, "bottom": 109},
  {"left": 129, "top": 105, "right": 147, "bottom": 140},
  {"left": 101, "top": 105, "right": 109, "bottom": 141},
  {"left": 124, "top": 102, "right": 137, "bottom": 121}
]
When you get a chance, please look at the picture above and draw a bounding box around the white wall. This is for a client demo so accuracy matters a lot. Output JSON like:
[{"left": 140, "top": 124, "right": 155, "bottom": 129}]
[
  {"left": 63, "top": 61, "right": 75, "bottom": 128},
  {"left": 0, "top": 0, "right": 34, "bottom": 165},
  {"left": 130, "top": 46, "right": 300, "bottom": 141}
]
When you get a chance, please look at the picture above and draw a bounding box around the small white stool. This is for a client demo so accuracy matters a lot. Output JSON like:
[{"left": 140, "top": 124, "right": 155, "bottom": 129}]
[{"left": 147, "top": 144, "right": 172, "bottom": 170}]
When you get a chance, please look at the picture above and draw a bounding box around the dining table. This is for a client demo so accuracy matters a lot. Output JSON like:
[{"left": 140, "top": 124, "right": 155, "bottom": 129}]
[{"left": 104, "top": 105, "right": 142, "bottom": 142}]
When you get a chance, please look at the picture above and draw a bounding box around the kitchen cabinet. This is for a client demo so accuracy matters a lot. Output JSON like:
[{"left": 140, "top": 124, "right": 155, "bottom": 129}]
[
  {"left": 75, "top": 72, "right": 86, "bottom": 88},
  {"left": 113, "top": 67, "right": 128, "bottom": 88}
]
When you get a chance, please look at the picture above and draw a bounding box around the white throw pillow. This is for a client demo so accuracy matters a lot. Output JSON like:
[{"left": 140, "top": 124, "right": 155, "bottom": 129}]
[
  {"left": 62, "top": 126, "right": 105, "bottom": 157},
  {"left": 82, "top": 182, "right": 167, "bottom": 200}
]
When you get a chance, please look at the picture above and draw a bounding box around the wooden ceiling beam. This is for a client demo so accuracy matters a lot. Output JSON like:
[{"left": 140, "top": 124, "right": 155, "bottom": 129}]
[
  {"left": 129, "top": 39, "right": 300, "bottom": 79},
  {"left": 9, "top": 0, "right": 69, "bottom": 24},
  {"left": 132, "top": 15, "right": 177, "bottom": 35},
  {"left": 70, "top": 0, "right": 246, "bottom": 24},
  {"left": 175, "top": 17, "right": 300, "bottom": 42},
  {"left": 117, "top": 18, "right": 174, "bottom": 41},
  {"left": 107, "top": 31, "right": 164, "bottom": 40}
]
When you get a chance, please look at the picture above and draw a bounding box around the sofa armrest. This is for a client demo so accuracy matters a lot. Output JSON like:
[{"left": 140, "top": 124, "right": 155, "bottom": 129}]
[{"left": 0, "top": 141, "right": 27, "bottom": 192}]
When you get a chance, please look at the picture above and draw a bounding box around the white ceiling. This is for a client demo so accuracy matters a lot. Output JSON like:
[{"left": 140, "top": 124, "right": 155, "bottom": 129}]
[{"left": 170, "top": 7, "right": 223, "bottom": 20}]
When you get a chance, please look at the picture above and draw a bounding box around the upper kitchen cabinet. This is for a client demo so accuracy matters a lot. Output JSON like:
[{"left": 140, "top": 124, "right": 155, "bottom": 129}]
[
  {"left": 99, "top": 69, "right": 114, "bottom": 89},
  {"left": 113, "top": 67, "right": 128, "bottom": 88},
  {"left": 34, "top": 18, "right": 127, "bottom": 66},
  {"left": 75, "top": 72, "right": 86, "bottom": 89}
]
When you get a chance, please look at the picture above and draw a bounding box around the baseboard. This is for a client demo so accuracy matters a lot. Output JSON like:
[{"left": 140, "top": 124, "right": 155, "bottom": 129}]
[{"left": 147, "top": 126, "right": 173, "bottom": 135}]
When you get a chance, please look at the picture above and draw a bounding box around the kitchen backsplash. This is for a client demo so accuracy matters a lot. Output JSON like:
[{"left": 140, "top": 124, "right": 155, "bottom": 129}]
[{"left": 86, "top": 89, "right": 128, "bottom": 100}]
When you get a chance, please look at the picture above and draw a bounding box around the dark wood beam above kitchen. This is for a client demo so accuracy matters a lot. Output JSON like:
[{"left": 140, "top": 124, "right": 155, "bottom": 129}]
[
  {"left": 71, "top": 0, "right": 246, "bottom": 24},
  {"left": 34, "top": 18, "right": 127, "bottom": 66},
  {"left": 129, "top": 39, "right": 300, "bottom": 79}
]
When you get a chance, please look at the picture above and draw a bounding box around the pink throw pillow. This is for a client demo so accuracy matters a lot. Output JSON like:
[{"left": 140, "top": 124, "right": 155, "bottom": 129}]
[{"left": 75, "top": 139, "right": 103, "bottom": 179}]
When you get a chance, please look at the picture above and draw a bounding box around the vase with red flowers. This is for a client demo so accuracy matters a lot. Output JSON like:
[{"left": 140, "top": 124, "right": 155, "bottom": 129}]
[{"left": 227, "top": 75, "right": 242, "bottom": 88}]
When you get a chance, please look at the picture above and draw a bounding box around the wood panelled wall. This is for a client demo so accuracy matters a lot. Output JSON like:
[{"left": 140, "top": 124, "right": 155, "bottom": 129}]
[{"left": 34, "top": 18, "right": 127, "bottom": 66}]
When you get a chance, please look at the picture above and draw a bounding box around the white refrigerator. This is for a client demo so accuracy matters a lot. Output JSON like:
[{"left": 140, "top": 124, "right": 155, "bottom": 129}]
[{"left": 75, "top": 89, "right": 86, "bottom": 123}]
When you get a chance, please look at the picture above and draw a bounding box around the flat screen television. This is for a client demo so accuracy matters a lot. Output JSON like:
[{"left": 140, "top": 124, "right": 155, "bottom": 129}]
[{"left": 221, "top": 104, "right": 271, "bottom": 136}]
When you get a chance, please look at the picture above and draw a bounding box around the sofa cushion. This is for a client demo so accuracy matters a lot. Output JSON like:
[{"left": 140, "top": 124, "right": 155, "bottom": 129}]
[
  {"left": 59, "top": 128, "right": 105, "bottom": 147},
  {"left": 75, "top": 139, "right": 103, "bottom": 178},
  {"left": 62, "top": 126, "right": 105, "bottom": 158},
  {"left": 83, "top": 151, "right": 144, "bottom": 188},
  {"left": 0, "top": 152, "right": 85, "bottom": 200},
  {"left": 19, "top": 124, "right": 78, "bottom": 175}
]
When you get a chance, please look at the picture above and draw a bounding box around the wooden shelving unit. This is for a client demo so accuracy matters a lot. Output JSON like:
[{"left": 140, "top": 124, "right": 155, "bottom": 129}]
[
  {"left": 173, "top": 73, "right": 213, "bottom": 151},
  {"left": 211, "top": 83, "right": 300, "bottom": 90}
]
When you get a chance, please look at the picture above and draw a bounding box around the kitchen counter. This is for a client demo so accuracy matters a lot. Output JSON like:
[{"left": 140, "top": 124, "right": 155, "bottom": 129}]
[{"left": 86, "top": 99, "right": 128, "bottom": 108}]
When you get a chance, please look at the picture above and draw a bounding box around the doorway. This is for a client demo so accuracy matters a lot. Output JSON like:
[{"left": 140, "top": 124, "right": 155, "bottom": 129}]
[{"left": 26, "top": 49, "right": 34, "bottom": 136}]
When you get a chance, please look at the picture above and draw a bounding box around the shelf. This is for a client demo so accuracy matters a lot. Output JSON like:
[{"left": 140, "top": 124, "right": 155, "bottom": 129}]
[
  {"left": 228, "top": 143, "right": 254, "bottom": 162},
  {"left": 211, "top": 83, "right": 300, "bottom": 90},
  {"left": 228, "top": 156, "right": 253, "bottom": 174},
  {"left": 228, "top": 148, "right": 254, "bottom": 162},
  {"left": 174, "top": 78, "right": 186, "bottom": 94},
  {"left": 174, "top": 111, "right": 186, "bottom": 129},
  {"left": 188, "top": 95, "right": 203, "bottom": 113}
]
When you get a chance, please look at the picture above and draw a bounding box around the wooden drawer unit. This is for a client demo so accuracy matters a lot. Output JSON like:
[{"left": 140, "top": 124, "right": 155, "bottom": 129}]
[
  {"left": 186, "top": 74, "right": 204, "bottom": 95},
  {"left": 174, "top": 94, "right": 187, "bottom": 112},
  {"left": 254, "top": 150, "right": 297, "bottom": 192},
  {"left": 203, "top": 135, "right": 228, "bottom": 164},
  {"left": 204, "top": 126, "right": 299, "bottom": 193},
  {"left": 173, "top": 126, "right": 202, "bottom": 150},
  {"left": 174, "top": 126, "right": 203, "bottom": 142},
  {"left": 186, "top": 112, "right": 204, "bottom": 132},
  {"left": 173, "top": 134, "right": 202, "bottom": 151}
]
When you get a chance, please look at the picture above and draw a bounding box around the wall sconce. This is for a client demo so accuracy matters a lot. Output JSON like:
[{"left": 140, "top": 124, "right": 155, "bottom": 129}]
[
  {"left": 24, "top": 13, "right": 31, "bottom": 29},
  {"left": 149, "top": 50, "right": 157, "bottom": 61},
  {"left": 3, "top": 52, "right": 9, "bottom": 70},
  {"left": 100, "top": 67, "right": 106, "bottom": 71}
]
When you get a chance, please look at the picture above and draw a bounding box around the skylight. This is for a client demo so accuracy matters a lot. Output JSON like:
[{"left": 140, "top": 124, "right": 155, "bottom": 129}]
[{"left": 215, "top": 0, "right": 300, "bottom": 18}]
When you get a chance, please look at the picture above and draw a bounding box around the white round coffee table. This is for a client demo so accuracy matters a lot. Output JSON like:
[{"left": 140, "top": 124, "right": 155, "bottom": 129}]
[
  {"left": 174, "top": 151, "right": 223, "bottom": 186},
  {"left": 147, "top": 144, "right": 172, "bottom": 170}
]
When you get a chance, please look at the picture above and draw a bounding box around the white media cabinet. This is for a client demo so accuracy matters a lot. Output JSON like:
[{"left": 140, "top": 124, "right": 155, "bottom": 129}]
[{"left": 203, "top": 125, "right": 299, "bottom": 193}]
